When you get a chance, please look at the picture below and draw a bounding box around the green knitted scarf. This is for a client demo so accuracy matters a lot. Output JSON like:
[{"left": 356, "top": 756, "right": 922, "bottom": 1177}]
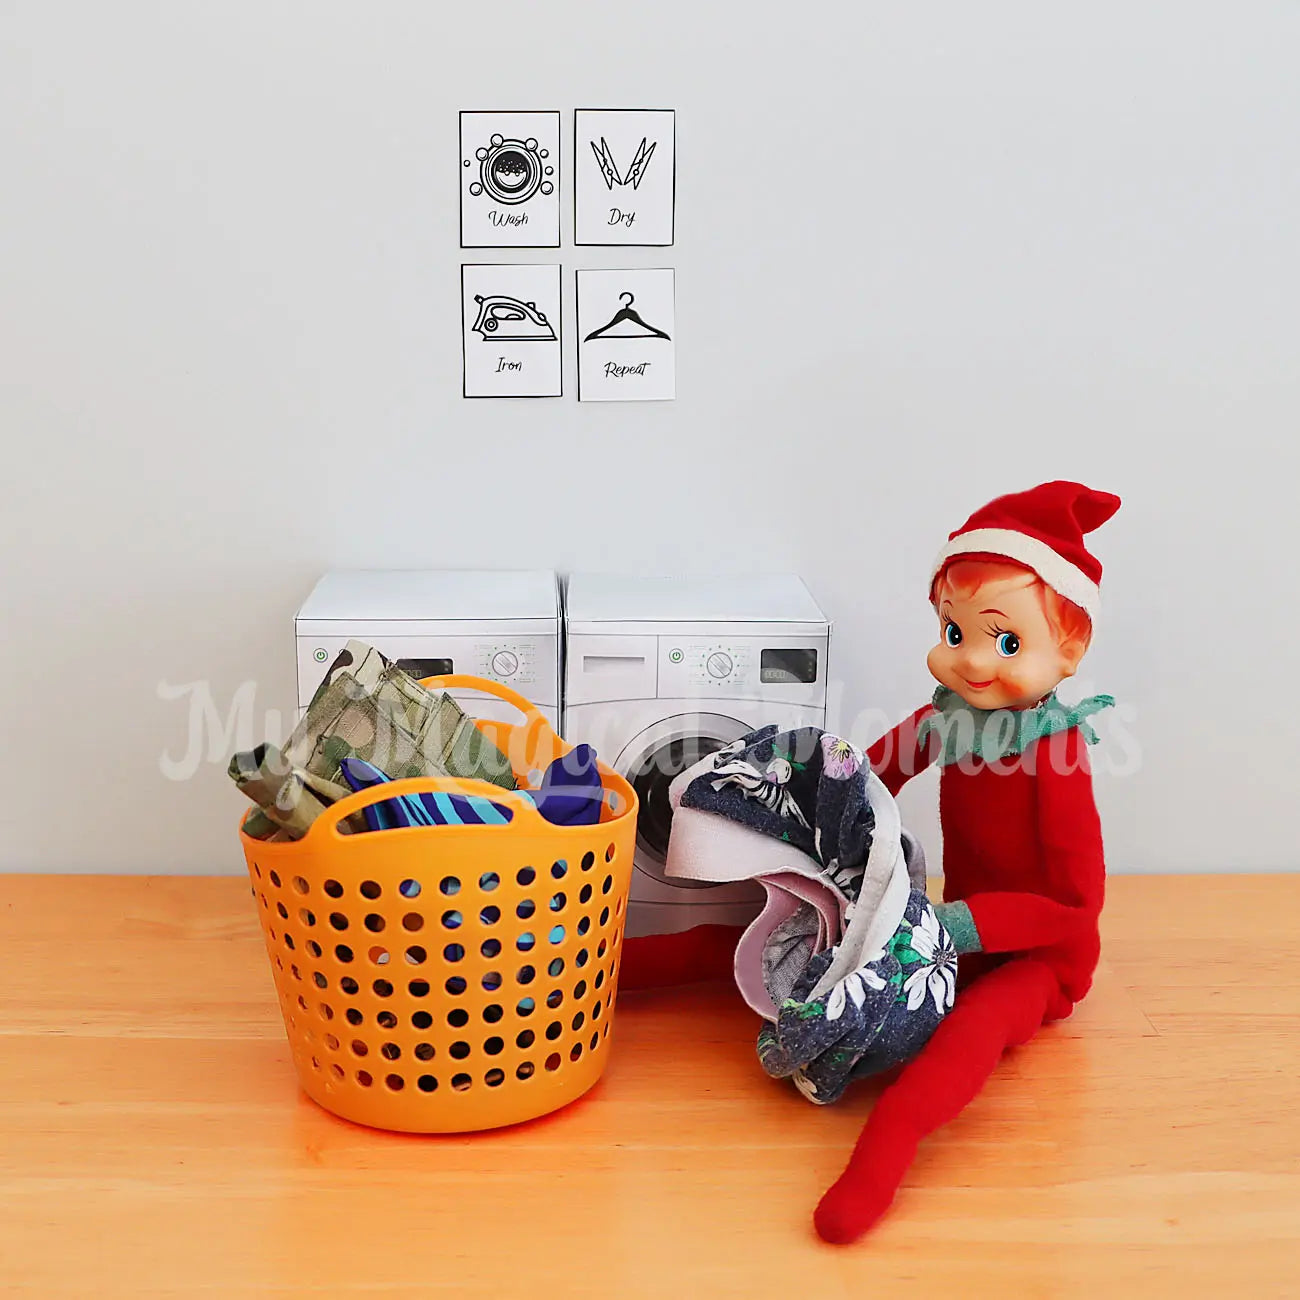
[{"left": 919, "top": 686, "right": 1115, "bottom": 767}]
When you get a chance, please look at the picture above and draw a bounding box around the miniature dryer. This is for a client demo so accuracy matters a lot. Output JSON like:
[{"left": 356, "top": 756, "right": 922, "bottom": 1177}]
[
  {"left": 563, "top": 574, "right": 831, "bottom": 938},
  {"left": 295, "top": 570, "right": 561, "bottom": 729}
]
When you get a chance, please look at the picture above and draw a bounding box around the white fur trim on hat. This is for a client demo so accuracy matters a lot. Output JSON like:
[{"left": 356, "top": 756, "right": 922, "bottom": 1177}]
[{"left": 929, "top": 527, "right": 1100, "bottom": 620}]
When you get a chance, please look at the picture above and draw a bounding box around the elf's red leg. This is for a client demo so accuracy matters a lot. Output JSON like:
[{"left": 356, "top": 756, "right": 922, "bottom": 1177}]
[
  {"left": 814, "top": 957, "right": 1060, "bottom": 1244},
  {"left": 618, "top": 925, "right": 743, "bottom": 991}
]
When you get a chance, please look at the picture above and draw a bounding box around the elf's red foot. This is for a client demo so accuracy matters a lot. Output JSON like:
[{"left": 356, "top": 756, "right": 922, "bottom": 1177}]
[
  {"left": 812, "top": 959, "right": 1061, "bottom": 1244},
  {"left": 813, "top": 1127, "right": 918, "bottom": 1244},
  {"left": 813, "top": 1180, "right": 879, "bottom": 1245}
]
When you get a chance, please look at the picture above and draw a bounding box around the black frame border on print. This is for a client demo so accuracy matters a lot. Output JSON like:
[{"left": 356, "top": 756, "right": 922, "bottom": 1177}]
[
  {"left": 461, "top": 263, "right": 564, "bottom": 400},
  {"left": 574, "top": 267, "right": 676, "bottom": 402},
  {"left": 459, "top": 110, "right": 562, "bottom": 250},
  {"left": 573, "top": 108, "right": 676, "bottom": 248}
]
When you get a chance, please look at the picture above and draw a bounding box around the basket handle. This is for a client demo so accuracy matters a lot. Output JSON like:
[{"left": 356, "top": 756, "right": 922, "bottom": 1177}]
[
  {"left": 420, "top": 673, "right": 559, "bottom": 740},
  {"left": 307, "top": 774, "right": 555, "bottom": 843}
]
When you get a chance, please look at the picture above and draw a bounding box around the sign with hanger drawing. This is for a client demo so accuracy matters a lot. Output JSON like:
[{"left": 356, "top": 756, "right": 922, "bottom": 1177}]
[
  {"left": 574, "top": 109, "right": 675, "bottom": 247},
  {"left": 576, "top": 268, "right": 675, "bottom": 401}
]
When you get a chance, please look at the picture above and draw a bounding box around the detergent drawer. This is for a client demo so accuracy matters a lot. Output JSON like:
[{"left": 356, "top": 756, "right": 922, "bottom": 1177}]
[{"left": 565, "top": 635, "right": 658, "bottom": 706}]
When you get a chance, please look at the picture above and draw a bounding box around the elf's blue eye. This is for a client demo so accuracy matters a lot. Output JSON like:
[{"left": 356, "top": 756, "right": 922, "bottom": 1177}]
[
  {"left": 995, "top": 632, "right": 1021, "bottom": 658},
  {"left": 943, "top": 622, "right": 962, "bottom": 648}
]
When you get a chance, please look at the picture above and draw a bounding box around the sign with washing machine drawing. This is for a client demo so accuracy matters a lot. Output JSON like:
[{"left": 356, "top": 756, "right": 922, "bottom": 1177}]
[
  {"left": 461, "top": 263, "right": 562, "bottom": 398},
  {"left": 576, "top": 268, "right": 675, "bottom": 401},
  {"left": 460, "top": 111, "right": 560, "bottom": 248},
  {"left": 574, "top": 109, "right": 675, "bottom": 246}
]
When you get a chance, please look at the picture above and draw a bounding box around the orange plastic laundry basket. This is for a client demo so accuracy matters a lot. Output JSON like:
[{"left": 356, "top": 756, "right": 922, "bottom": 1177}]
[{"left": 239, "top": 675, "right": 638, "bottom": 1133}]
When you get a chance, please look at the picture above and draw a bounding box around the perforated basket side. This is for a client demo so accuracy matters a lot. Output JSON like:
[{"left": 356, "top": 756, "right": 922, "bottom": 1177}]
[{"left": 241, "top": 749, "right": 638, "bottom": 1133}]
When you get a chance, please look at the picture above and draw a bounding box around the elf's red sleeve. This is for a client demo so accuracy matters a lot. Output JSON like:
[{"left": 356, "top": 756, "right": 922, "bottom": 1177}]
[
  {"left": 955, "top": 727, "right": 1105, "bottom": 958},
  {"left": 957, "top": 892, "right": 1094, "bottom": 951},
  {"left": 867, "top": 704, "right": 937, "bottom": 796}
]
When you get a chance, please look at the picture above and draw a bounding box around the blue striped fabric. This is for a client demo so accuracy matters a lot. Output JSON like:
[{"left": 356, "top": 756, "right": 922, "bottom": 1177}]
[{"left": 338, "top": 757, "right": 522, "bottom": 831}]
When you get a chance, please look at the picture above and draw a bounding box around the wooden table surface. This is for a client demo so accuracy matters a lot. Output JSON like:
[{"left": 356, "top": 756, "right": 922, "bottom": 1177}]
[{"left": 1, "top": 873, "right": 1297, "bottom": 1298}]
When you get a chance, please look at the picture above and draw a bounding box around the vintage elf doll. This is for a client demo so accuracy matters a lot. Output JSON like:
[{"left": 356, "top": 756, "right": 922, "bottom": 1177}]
[
  {"left": 814, "top": 479, "right": 1121, "bottom": 1242},
  {"left": 621, "top": 479, "right": 1121, "bottom": 1244}
]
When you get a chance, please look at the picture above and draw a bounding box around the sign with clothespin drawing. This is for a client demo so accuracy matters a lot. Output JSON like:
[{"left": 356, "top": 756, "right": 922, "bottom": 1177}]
[
  {"left": 576, "top": 268, "right": 675, "bottom": 401},
  {"left": 574, "top": 109, "right": 675, "bottom": 246}
]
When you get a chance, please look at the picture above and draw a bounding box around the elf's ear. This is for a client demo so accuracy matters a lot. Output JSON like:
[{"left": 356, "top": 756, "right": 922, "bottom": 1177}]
[{"left": 1058, "top": 633, "right": 1090, "bottom": 678}]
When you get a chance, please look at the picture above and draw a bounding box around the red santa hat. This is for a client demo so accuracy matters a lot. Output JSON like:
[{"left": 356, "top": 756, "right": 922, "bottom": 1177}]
[{"left": 929, "top": 480, "right": 1121, "bottom": 621}]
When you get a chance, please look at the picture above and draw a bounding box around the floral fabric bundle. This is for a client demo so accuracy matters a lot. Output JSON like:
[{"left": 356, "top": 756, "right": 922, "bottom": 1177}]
[{"left": 672, "top": 726, "right": 958, "bottom": 1104}]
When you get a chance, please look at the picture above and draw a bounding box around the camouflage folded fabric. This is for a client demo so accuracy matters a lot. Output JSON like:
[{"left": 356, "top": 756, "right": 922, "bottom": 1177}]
[
  {"left": 233, "top": 640, "right": 517, "bottom": 840},
  {"left": 291, "top": 642, "right": 516, "bottom": 790},
  {"left": 308, "top": 640, "right": 516, "bottom": 790},
  {"left": 243, "top": 812, "right": 292, "bottom": 842},
  {"left": 311, "top": 639, "right": 390, "bottom": 701},
  {"left": 230, "top": 743, "right": 363, "bottom": 839}
]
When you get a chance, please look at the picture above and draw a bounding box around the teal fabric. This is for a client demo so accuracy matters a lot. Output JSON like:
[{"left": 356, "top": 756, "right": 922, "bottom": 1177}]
[
  {"left": 933, "top": 900, "right": 982, "bottom": 954},
  {"left": 919, "top": 687, "right": 1114, "bottom": 768}
]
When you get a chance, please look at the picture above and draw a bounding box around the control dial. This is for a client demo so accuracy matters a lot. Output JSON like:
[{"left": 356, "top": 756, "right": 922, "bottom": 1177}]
[
  {"left": 706, "top": 651, "right": 734, "bottom": 679},
  {"left": 490, "top": 650, "right": 520, "bottom": 678}
]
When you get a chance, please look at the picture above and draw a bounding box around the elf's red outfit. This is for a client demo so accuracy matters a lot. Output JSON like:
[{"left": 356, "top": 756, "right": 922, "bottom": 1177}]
[
  {"left": 621, "top": 480, "right": 1121, "bottom": 1246},
  {"left": 814, "top": 479, "right": 1121, "bottom": 1242},
  {"left": 811, "top": 705, "right": 1106, "bottom": 1241}
]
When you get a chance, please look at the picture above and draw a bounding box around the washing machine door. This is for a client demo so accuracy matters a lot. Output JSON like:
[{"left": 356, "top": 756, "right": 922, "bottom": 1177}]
[{"left": 615, "top": 713, "right": 751, "bottom": 888}]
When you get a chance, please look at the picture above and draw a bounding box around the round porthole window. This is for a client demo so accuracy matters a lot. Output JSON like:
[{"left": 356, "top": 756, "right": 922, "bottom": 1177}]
[
  {"left": 469, "top": 135, "right": 554, "bottom": 205},
  {"left": 623, "top": 727, "right": 744, "bottom": 883}
]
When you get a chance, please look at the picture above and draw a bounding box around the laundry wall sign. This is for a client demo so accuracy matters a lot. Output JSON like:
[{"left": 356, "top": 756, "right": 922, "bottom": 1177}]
[
  {"left": 576, "top": 268, "right": 675, "bottom": 401},
  {"left": 460, "top": 111, "right": 560, "bottom": 249},
  {"left": 461, "top": 264, "right": 562, "bottom": 398},
  {"left": 574, "top": 109, "right": 675, "bottom": 247}
]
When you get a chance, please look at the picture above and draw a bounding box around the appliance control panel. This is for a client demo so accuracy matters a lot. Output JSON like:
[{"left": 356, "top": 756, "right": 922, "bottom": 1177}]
[
  {"left": 296, "top": 634, "right": 559, "bottom": 709},
  {"left": 656, "top": 634, "right": 828, "bottom": 705}
]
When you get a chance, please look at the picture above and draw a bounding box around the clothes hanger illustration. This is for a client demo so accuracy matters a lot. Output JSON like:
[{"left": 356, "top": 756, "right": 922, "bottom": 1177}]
[{"left": 583, "top": 292, "right": 671, "bottom": 342}]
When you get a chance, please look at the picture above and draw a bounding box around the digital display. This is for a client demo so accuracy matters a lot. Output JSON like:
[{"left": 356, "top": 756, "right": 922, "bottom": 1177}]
[
  {"left": 760, "top": 648, "right": 818, "bottom": 685},
  {"left": 395, "top": 657, "right": 454, "bottom": 679}
]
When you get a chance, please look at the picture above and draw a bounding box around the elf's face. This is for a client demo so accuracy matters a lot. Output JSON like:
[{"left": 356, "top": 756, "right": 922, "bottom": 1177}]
[{"left": 927, "top": 572, "right": 1085, "bottom": 710}]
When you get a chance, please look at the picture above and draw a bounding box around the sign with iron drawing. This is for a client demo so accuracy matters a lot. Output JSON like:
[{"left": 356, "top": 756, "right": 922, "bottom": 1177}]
[
  {"left": 461, "top": 264, "right": 563, "bottom": 398},
  {"left": 574, "top": 109, "right": 676, "bottom": 246}
]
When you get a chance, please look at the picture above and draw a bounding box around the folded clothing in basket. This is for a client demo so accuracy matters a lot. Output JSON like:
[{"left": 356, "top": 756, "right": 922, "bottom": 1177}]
[
  {"left": 531, "top": 744, "right": 603, "bottom": 826},
  {"left": 232, "top": 640, "right": 518, "bottom": 841},
  {"left": 339, "top": 757, "right": 516, "bottom": 830},
  {"left": 229, "top": 743, "right": 358, "bottom": 840},
  {"left": 336, "top": 745, "right": 606, "bottom": 833},
  {"left": 299, "top": 641, "right": 518, "bottom": 790}
]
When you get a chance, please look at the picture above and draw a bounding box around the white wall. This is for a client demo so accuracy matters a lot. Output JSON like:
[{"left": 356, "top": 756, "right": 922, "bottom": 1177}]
[{"left": 2, "top": 1, "right": 1297, "bottom": 875}]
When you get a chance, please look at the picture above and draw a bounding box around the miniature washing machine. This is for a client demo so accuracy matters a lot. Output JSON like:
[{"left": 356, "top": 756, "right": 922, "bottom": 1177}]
[
  {"left": 295, "top": 570, "right": 561, "bottom": 729},
  {"left": 563, "top": 573, "right": 831, "bottom": 938}
]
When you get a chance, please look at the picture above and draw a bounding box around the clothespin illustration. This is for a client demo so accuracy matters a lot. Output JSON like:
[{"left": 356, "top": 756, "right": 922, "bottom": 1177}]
[{"left": 590, "top": 136, "right": 657, "bottom": 191}]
